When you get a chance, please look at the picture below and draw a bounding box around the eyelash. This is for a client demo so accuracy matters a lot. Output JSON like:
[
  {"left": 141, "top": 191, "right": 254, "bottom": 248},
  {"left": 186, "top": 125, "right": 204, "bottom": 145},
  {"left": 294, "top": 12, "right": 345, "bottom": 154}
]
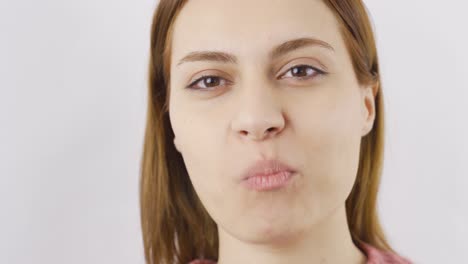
[{"left": 185, "top": 64, "right": 327, "bottom": 91}]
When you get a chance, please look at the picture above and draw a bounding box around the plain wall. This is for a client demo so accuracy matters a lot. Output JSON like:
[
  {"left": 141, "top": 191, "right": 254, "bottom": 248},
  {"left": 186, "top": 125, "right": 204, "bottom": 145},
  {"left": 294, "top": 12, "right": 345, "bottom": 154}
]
[{"left": 1, "top": 0, "right": 466, "bottom": 263}]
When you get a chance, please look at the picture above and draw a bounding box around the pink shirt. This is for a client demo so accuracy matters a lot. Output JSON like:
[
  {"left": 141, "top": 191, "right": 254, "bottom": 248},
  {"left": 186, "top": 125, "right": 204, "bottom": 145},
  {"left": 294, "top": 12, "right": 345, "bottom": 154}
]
[{"left": 188, "top": 242, "right": 412, "bottom": 264}]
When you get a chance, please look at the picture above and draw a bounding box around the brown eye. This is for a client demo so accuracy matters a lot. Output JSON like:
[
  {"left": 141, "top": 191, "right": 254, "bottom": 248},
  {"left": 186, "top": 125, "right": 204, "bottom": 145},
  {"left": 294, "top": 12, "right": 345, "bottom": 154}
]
[
  {"left": 201, "top": 76, "right": 220, "bottom": 87},
  {"left": 186, "top": 75, "right": 228, "bottom": 90},
  {"left": 281, "top": 65, "right": 326, "bottom": 80}
]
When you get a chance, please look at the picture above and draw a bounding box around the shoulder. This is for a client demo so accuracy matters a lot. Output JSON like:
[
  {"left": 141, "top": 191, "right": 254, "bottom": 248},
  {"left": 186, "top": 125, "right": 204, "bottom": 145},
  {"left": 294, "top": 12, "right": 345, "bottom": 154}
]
[{"left": 359, "top": 242, "right": 413, "bottom": 264}]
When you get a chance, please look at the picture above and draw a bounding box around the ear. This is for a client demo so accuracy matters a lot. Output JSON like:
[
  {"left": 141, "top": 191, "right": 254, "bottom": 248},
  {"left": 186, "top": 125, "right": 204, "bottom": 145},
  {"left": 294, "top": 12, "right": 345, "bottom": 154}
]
[
  {"left": 173, "top": 137, "right": 181, "bottom": 153},
  {"left": 360, "top": 82, "right": 378, "bottom": 137}
]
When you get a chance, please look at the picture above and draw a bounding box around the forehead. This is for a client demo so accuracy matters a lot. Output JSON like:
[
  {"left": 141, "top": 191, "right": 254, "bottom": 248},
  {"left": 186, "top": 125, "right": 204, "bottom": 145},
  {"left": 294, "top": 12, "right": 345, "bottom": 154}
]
[{"left": 170, "top": 0, "right": 344, "bottom": 63}]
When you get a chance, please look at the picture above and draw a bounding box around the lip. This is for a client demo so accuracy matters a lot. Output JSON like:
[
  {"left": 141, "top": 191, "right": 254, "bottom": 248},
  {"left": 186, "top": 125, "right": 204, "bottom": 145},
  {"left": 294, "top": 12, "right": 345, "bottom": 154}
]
[{"left": 241, "top": 159, "right": 297, "bottom": 191}]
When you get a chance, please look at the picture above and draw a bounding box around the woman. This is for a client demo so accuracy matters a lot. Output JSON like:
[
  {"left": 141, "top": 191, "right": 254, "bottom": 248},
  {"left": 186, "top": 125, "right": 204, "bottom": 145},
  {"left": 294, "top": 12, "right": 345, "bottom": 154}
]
[{"left": 140, "top": 0, "right": 413, "bottom": 263}]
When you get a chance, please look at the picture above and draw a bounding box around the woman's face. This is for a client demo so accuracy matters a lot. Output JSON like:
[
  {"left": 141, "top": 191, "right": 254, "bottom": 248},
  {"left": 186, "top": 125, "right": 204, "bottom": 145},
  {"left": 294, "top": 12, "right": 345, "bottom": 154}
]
[{"left": 169, "top": 0, "right": 376, "bottom": 244}]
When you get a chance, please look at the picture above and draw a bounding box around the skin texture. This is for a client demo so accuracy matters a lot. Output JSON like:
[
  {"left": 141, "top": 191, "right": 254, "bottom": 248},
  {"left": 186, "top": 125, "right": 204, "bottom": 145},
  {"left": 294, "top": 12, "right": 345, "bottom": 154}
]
[{"left": 168, "top": 0, "right": 376, "bottom": 263}]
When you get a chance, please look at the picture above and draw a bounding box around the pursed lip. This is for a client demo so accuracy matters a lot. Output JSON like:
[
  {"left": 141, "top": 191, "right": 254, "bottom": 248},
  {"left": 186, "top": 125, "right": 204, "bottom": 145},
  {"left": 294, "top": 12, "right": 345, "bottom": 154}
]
[{"left": 241, "top": 159, "right": 297, "bottom": 181}]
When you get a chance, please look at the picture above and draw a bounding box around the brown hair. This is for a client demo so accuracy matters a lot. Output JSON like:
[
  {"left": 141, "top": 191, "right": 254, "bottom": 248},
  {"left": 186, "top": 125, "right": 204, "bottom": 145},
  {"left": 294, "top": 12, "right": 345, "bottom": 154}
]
[{"left": 140, "top": 0, "right": 391, "bottom": 263}]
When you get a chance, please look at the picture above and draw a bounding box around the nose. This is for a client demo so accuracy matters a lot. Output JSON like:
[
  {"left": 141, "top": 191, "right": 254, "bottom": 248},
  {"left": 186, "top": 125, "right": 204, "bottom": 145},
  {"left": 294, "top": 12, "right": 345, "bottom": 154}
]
[{"left": 231, "top": 86, "right": 286, "bottom": 141}]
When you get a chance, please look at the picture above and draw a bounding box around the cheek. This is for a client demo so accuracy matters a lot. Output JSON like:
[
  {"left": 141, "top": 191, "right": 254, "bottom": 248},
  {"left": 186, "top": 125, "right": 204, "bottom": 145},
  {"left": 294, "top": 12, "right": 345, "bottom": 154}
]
[
  {"left": 170, "top": 92, "right": 223, "bottom": 161},
  {"left": 292, "top": 87, "right": 362, "bottom": 201},
  {"left": 172, "top": 120, "right": 219, "bottom": 187},
  {"left": 172, "top": 123, "right": 230, "bottom": 223},
  {"left": 169, "top": 102, "right": 229, "bottom": 209}
]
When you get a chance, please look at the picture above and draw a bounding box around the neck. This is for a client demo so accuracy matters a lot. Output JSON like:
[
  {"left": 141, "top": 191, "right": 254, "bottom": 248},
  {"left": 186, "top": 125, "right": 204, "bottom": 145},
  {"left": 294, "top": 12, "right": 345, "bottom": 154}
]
[{"left": 217, "top": 204, "right": 367, "bottom": 264}]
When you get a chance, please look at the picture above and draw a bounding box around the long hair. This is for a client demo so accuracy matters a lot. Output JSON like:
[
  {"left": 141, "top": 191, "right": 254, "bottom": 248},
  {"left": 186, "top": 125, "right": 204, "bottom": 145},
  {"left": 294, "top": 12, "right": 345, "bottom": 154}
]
[{"left": 140, "top": 1, "right": 389, "bottom": 263}]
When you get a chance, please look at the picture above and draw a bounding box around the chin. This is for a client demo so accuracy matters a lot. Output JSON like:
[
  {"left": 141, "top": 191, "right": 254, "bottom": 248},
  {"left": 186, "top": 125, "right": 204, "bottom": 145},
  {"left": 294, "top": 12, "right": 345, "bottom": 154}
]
[{"left": 237, "top": 219, "right": 306, "bottom": 245}]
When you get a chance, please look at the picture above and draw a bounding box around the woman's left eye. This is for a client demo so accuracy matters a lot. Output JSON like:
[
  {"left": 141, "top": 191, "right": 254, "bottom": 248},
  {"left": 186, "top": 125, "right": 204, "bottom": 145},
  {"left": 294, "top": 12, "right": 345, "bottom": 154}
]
[{"left": 280, "top": 64, "right": 326, "bottom": 80}]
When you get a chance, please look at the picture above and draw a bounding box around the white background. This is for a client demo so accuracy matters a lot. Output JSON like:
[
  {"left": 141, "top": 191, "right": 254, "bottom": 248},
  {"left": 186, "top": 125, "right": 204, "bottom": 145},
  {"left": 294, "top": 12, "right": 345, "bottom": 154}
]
[{"left": 1, "top": 0, "right": 466, "bottom": 263}]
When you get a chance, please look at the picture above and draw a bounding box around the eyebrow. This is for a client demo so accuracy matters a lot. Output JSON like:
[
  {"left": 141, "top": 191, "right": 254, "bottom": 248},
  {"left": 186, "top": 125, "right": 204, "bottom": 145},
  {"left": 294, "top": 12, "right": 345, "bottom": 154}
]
[{"left": 176, "top": 37, "right": 335, "bottom": 67}]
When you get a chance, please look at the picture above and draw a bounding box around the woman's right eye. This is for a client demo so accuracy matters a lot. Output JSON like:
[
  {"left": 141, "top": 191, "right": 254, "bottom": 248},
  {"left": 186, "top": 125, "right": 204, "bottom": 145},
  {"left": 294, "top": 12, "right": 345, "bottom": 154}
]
[{"left": 186, "top": 75, "right": 229, "bottom": 91}]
